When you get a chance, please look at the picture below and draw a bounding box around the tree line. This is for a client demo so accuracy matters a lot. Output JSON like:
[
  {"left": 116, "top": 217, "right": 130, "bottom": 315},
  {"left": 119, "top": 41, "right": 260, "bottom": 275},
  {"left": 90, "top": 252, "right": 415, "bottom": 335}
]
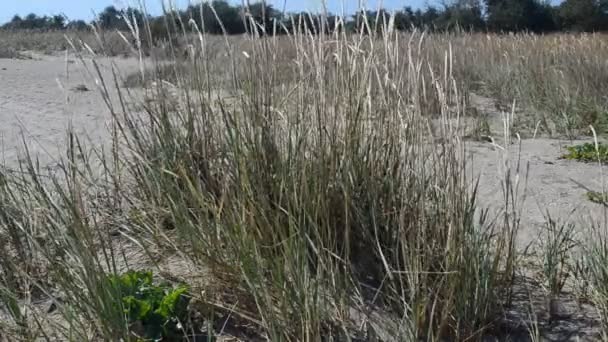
[{"left": 2, "top": 0, "right": 607, "bottom": 34}]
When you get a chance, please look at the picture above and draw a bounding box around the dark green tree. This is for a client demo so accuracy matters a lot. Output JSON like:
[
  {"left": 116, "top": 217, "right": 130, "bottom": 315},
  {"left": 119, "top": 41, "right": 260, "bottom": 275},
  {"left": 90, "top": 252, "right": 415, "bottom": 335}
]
[
  {"left": 96, "top": 6, "right": 146, "bottom": 31},
  {"left": 98, "top": 6, "right": 123, "bottom": 29},
  {"left": 5, "top": 15, "right": 23, "bottom": 29},
  {"left": 49, "top": 15, "right": 66, "bottom": 30},
  {"left": 185, "top": 0, "right": 245, "bottom": 34},
  {"left": 22, "top": 13, "right": 48, "bottom": 29},
  {"left": 244, "top": 2, "right": 281, "bottom": 34},
  {"left": 486, "top": 0, "right": 557, "bottom": 32},
  {"left": 418, "top": 7, "right": 441, "bottom": 29},
  {"left": 559, "top": 0, "right": 608, "bottom": 31},
  {"left": 435, "top": 0, "right": 485, "bottom": 30},
  {"left": 350, "top": 9, "right": 394, "bottom": 34},
  {"left": 66, "top": 20, "right": 89, "bottom": 31},
  {"left": 394, "top": 7, "right": 416, "bottom": 30}
]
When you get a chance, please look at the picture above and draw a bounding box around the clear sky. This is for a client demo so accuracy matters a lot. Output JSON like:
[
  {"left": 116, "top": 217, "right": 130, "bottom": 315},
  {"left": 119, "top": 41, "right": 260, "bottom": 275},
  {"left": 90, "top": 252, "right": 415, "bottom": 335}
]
[{"left": 0, "top": 1, "right": 424, "bottom": 25}]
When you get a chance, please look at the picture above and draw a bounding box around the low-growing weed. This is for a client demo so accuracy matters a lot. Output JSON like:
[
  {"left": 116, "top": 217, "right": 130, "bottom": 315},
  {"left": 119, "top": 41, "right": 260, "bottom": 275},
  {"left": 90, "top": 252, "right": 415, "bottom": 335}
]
[
  {"left": 587, "top": 191, "right": 608, "bottom": 206},
  {"left": 561, "top": 143, "right": 608, "bottom": 163},
  {"left": 109, "top": 271, "right": 190, "bottom": 341}
]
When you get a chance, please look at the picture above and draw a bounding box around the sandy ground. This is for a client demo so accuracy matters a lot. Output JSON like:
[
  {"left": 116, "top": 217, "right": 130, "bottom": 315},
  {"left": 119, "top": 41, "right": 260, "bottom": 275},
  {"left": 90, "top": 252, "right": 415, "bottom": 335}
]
[
  {"left": 470, "top": 138, "right": 606, "bottom": 246},
  {"left": 0, "top": 54, "right": 606, "bottom": 340},
  {"left": 467, "top": 92, "right": 606, "bottom": 247},
  {"left": 0, "top": 53, "right": 142, "bottom": 171}
]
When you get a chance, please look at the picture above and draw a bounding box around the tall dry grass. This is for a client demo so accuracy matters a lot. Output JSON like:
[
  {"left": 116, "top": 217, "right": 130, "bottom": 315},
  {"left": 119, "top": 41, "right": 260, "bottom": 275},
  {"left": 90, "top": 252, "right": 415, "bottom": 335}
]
[
  {"left": 0, "top": 29, "right": 135, "bottom": 56},
  {"left": 121, "top": 31, "right": 608, "bottom": 139},
  {"left": 446, "top": 33, "right": 608, "bottom": 137},
  {"left": 3, "top": 25, "right": 607, "bottom": 139}
]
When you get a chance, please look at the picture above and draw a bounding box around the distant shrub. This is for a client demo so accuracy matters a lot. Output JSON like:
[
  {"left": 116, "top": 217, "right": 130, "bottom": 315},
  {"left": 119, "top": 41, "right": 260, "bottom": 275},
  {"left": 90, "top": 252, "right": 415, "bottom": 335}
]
[
  {"left": 0, "top": 46, "right": 27, "bottom": 59},
  {"left": 96, "top": 31, "right": 134, "bottom": 57}
]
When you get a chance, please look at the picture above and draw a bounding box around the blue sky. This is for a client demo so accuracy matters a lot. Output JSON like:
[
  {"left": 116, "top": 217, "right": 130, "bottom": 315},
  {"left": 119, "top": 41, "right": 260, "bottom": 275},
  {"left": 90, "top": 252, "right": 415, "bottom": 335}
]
[{"left": 0, "top": 1, "right": 423, "bottom": 24}]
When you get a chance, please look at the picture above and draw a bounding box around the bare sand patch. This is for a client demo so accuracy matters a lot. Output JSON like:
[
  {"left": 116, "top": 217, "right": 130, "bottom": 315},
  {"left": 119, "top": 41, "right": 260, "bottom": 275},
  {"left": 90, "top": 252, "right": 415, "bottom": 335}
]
[
  {"left": 0, "top": 54, "right": 142, "bottom": 170},
  {"left": 469, "top": 138, "right": 605, "bottom": 247}
]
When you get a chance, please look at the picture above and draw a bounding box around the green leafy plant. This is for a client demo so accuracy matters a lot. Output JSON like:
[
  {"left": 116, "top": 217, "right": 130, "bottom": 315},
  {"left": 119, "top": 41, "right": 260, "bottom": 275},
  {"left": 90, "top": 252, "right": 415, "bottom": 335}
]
[
  {"left": 109, "top": 271, "right": 190, "bottom": 341},
  {"left": 561, "top": 143, "right": 608, "bottom": 163},
  {"left": 587, "top": 191, "right": 608, "bottom": 206}
]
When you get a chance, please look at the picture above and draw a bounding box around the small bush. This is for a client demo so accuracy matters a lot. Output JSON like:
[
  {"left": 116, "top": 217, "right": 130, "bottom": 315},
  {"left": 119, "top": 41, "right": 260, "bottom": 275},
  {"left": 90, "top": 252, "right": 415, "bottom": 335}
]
[
  {"left": 561, "top": 143, "right": 608, "bottom": 162},
  {"left": 109, "top": 271, "right": 190, "bottom": 341}
]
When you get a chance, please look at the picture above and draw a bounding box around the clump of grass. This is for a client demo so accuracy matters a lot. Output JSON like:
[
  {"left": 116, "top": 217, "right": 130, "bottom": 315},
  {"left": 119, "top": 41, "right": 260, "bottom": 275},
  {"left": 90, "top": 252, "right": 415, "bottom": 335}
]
[
  {"left": 0, "top": 11, "right": 526, "bottom": 342},
  {"left": 561, "top": 143, "right": 608, "bottom": 162},
  {"left": 580, "top": 221, "right": 608, "bottom": 338},
  {"left": 538, "top": 214, "right": 578, "bottom": 319},
  {"left": 112, "top": 16, "right": 522, "bottom": 340}
]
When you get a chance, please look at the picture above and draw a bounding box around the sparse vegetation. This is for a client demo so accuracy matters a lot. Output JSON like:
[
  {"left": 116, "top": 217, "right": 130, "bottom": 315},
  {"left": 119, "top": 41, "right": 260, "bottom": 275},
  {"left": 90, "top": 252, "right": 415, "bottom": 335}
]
[
  {"left": 0, "top": 46, "right": 27, "bottom": 59},
  {"left": 579, "top": 221, "right": 608, "bottom": 339},
  {"left": 562, "top": 142, "right": 608, "bottom": 162},
  {"left": 0, "top": 29, "right": 131, "bottom": 56},
  {"left": 587, "top": 191, "right": 608, "bottom": 206},
  {"left": 538, "top": 215, "right": 578, "bottom": 319},
  {"left": 452, "top": 34, "right": 608, "bottom": 137}
]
